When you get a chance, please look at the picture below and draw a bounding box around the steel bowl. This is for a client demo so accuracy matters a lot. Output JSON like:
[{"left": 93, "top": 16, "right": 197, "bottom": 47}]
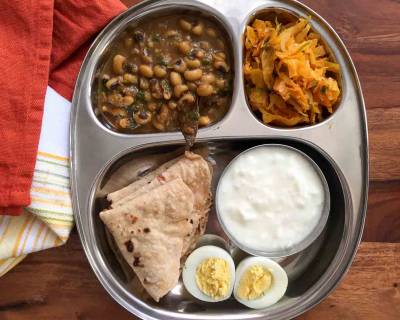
[{"left": 215, "top": 144, "right": 331, "bottom": 258}]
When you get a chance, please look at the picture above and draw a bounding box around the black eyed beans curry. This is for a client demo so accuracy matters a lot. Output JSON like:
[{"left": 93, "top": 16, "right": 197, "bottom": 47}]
[{"left": 94, "top": 15, "right": 234, "bottom": 133}]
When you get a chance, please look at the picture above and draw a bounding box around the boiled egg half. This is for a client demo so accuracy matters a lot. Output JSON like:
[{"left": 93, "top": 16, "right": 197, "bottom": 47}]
[
  {"left": 234, "top": 257, "right": 288, "bottom": 309},
  {"left": 182, "top": 245, "right": 235, "bottom": 302}
]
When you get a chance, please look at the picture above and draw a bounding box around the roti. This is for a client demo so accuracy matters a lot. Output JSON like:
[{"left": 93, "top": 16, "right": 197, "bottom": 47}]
[
  {"left": 108, "top": 152, "right": 212, "bottom": 257},
  {"left": 100, "top": 152, "right": 212, "bottom": 301},
  {"left": 100, "top": 178, "right": 194, "bottom": 302}
]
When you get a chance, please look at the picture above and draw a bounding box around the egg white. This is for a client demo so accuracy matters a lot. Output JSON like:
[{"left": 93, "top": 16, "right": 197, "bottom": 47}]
[
  {"left": 182, "top": 245, "right": 235, "bottom": 302},
  {"left": 234, "top": 257, "right": 288, "bottom": 309}
]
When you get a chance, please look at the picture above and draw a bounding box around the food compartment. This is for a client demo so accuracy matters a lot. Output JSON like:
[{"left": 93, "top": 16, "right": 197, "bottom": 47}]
[
  {"left": 89, "top": 137, "right": 349, "bottom": 316},
  {"left": 242, "top": 8, "right": 342, "bottom": 129},
  {"left": 91, "top": 5, "right": 235, "bottom": 134}
]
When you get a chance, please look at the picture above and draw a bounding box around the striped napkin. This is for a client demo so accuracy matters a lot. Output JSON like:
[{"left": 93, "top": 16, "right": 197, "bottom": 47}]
[{"left": 0, "top": 87, "right": 73, "bottom": 276}]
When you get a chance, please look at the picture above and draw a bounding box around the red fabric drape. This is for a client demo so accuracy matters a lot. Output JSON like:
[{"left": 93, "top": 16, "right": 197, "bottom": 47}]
[{"left": 0, "top": 0, "right": 128, "bottom": 215}]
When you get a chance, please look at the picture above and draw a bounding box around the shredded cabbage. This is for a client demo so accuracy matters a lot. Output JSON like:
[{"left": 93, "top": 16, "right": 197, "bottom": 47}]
[{"left": 244, "top": 17, "right": 341, "bottom": 126}]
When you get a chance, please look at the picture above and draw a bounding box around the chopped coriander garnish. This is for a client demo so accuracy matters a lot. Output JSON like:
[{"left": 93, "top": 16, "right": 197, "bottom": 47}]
[
  {"left": 136, "top": 91, "right": 145, "bottom": 101},
  {"left": 161, "top": 79, "right": 171, "bottom": 92},
  {"left": 155, "top": 55, "right": 168, "bottom": 66}
]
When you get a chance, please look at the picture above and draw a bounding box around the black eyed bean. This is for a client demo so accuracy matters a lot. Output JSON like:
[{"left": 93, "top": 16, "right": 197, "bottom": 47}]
[
  {"left": 194, "top": 49, "right": 205, "bottom": 59},
  {"left": 197, "top": 84, "right": 214, "bottom": 96},
  {"left": 121, "top": 96, "right": 134, "bottom": 107},
  {"left": 170, "top": 72, "right": 182, "bottom": 86},
  {"left": 199, "top": 115, "right": 211, "bottom": 126},
  {"left": 168, "top": 101, "right": 178, "bottom": 110},
  {"left": 214, "top": 60, "right": 230, "bottom": 73},
  {"left": 108, "top": 93, "right": 134, "bottom": 107},
  {"left": 119, "top": 118, "right": 130, "bottom": 128},
  {"left": 139, "top": 65, "right": 154, "bottom": 78},
  {"left": 201, "top": 73, "right": 216, "bottom": 84},
  {"left": 184, "top": 69, "right": 202, "bottom": 81},
  {"left": 123, "top": 73, "right": 138, "bottom": 84},
  {"left": 105, "top": 77, "right": 120, "bottom": 90},
  {"left": 173, "top": 58, "right": 187, "bottom": 73},
  {"left": 184, "top": 57, "right": 201, "bottom": 68},
  {"left": 174, "top": 84, "right": 189, "bottom": 98},
  {"left": 179, "top": 19, "right": 192, "bottom": 32},
  {"left": 191, "top": 22, "right": 204, "bottom": 36},
  {"left": 113, "top": 54, "right": 126, "bottom": 75},
  {"left": 178, "top": 93, "right": 196, "bottom": 105},
  {"left": 153, "top": 65, "right": 167, "bottom": 78},
  {"left": 134, "top": 111, "right": 152, "bottom": 125},
  {"left": 214, "top": 52, "right": 226, "bottom": 61},
  {"left": 178, "top": 41, "right": 192, "bottom": 55},
  {"left": 157, "top": 104, "right": 170, "bottom": 122},
  {"left": 166, "top": 30, "right": 179, "bottom": 37}
]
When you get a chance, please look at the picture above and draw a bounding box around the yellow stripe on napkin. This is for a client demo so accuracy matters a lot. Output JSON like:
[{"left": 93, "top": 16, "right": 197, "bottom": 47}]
[{"left": 0, "top": 152, "right": 74, "bottom": 277}]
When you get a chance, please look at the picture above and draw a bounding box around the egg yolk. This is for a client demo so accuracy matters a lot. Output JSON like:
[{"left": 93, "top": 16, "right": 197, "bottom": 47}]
[
  {"left": 195, "top": 258, "right": 230, "bottom": 299},
  {"left": 237, "top": 265, "right": 272, "bottom": 300}
]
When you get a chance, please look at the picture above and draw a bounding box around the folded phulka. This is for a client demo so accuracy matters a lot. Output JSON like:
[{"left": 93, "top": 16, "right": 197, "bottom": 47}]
[
  {"left": 108, "top": 152, "right": 212, "bottom": 257},
  {"left": 100, "top": 178, "right": 194, "bottom": 302},
  {"left": 100, "top": 152, "right": 213, "bottom": 301}
]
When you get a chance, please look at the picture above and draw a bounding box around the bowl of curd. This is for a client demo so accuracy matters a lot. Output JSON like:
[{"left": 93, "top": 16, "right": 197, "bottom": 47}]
[{"left": 216, "top": 144, "right": 330, "bottom": 257}]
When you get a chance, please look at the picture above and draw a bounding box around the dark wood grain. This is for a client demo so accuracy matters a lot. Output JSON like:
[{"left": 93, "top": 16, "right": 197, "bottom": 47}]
[
  {"left": 0, "top": 235, "right": 399, "bottom": 320},
  {"left": 298, "top": 242, "right": 400, "bottom": 320},
  {"left": 364, "top": 181, "right": 400, "bottom": 242},
  {"left": 1, "top": 0, "right": 400, "bottom": 319}
]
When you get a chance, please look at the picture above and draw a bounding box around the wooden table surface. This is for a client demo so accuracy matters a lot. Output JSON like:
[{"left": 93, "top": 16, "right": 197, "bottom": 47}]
[{"left": 1, "top": 0, "right": 400, "bottom": 319}]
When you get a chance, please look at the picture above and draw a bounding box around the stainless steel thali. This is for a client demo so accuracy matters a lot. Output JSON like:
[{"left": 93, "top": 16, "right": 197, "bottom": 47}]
[{"left": 70, "top": 0, "right": 369, "bottom": 319}]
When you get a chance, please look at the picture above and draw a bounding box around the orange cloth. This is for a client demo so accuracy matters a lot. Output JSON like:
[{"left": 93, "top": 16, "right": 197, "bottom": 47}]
[{"left": 0, "top": 0, "right": 128, "bottom": 215}]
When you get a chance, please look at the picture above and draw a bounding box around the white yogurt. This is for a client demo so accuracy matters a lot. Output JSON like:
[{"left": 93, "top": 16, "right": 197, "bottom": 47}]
[{"left": 217, "top": 146, "right": 326, "bottom": 253}]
